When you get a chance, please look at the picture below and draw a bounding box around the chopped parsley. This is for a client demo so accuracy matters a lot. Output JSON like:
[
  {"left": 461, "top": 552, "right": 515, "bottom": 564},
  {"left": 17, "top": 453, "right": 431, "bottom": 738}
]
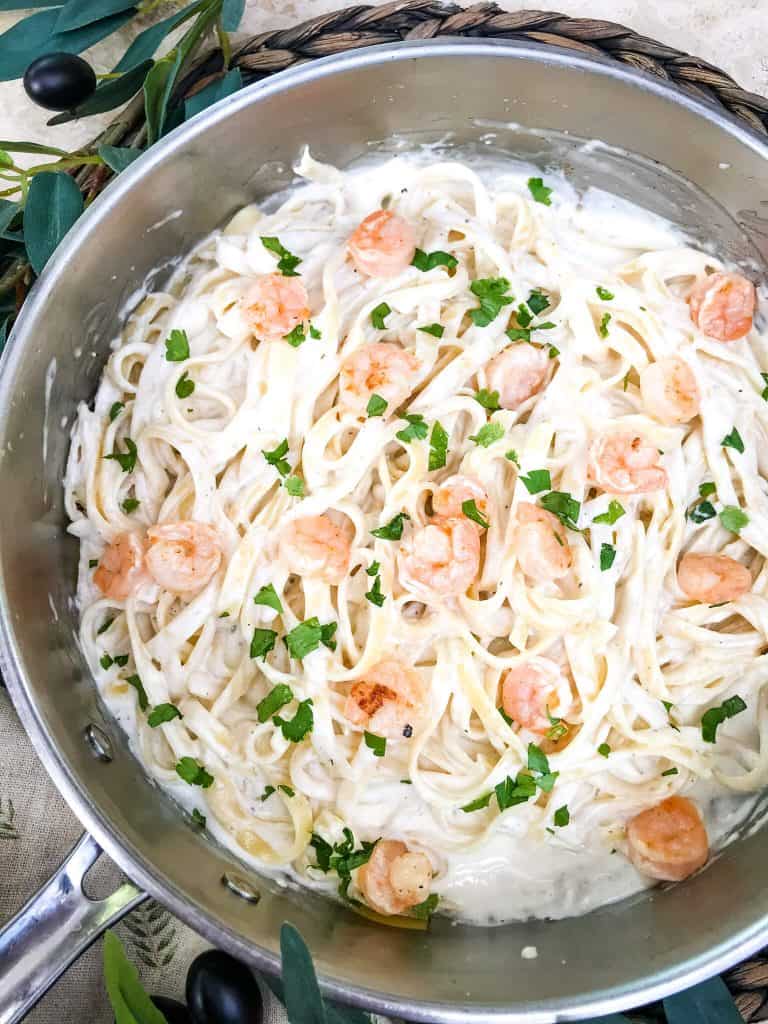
[
  {"left": 474, "top": 388, "right": 500, "bottom": 412},
  {"left": 469, "top": 422, "right": 504, "bottom": 448},
  {"left": 527, "top": 289, "right": 550, "bottom": 315},
  {"left": 701, "top": 695, "right": 747, "bottom": 743},
  {"left": 105, "top": 437, "right": 137, "bottom": 474},
  {"left": 505, "top": 449, "right": 520, "bottom": 466},
  {"left": 310, "top": 827, "right": 377, "bottom": 899},
  {"left": 366, "top": 393, "right": 388, "bottom": 418},
  {"left": 254, "top": 583, "right": 283, "bottom": 614},
  {"left": 520, "top": 468, "right": 551, "bottom": 495},
  {"left": 257, "top": 684, "right": 293, "bottom": 723},
  {"left": 364, "top": 731, "right": 387, "bottom": 757},
  {"left": 600, "top": 543, "right": 616, "bottom": 571},
  {"left": 310, "top": 325, "right": 321, "bottom": 339},
  {"left": 89, "top": 559, "right": 98, "bottom": 569},
  {"left": 100, "top": 653, "right": 113, "bottom": 670},
  {"left": 411, "top": 894, "right": 440, "bottom": 919},
  {"left": 596, "top": 286, "right": 614, "bottom": 301},
  {"left": 553, "top": 805, "right": 570, "bottom": 827},
  {"left": 593, "top": 500, "right": 625, "bottom": 525},
  {"left": 599, "top": 312, "right": 611, "bottom": 338},
  {"left": 261, "top": 235, "right": 301, "bottom": 276},
  {"left": 689, "top": 501, "right": 716, "bottom": 524},
  {"left": 505, "top": 327, "right": 531, "bottom": 343},
  {"left": 164, "top": 329, "right": 189, "bottom": 361},
  {"left": 191, "top": 808, "right": 206, "bottom": 828},
  {"left": 97, "top": 617, "right": 114, "bottom": 636},
  {"left": 371, "top": 512, "right": 409, "bottom": 540},
  {"left": 273, "top": 698, "right": 314, "bottom": 742},
  {"left": 545, "top": 707, "right": 568, "bottom": 743},
  {"left": 527, "top": 177, "right": 552, "bottom": 205},
  {"left": 175, "top": 371, "right": 194, "bottom": 398},
  {"left": 411, "top": 249, "right": 458, "bottom": 272},
  {"left": 285, "top": 617, "right": 337, "bottom": 659},
  {"left": 175, "top": 757, "right": 214, "bottom": 788},
  {"left": 539, "top": 490, "right": 580, "bottom": 530},
  {"left": 250, "top": 627, "right": 277, "bottom": 661},
  {"left": 115, "top": 654, "right": 129, "bottom": 667},
  {"left": 284, "top": 324, "right": 309, "bottom": 347},
  {"left": 109, "top": 401, "right": 124, "bottom": 422},
  {"left": 721, "top": 427, "right": 744, "bottom": 453},
  {"left": 279, "top": 784, "right": 295, "bottom": 798},
  {"left": 699, "top": 482, "right": 716, "bottom": 498},
  {"left": 527, "top": 743, "right": 559, "bottom": 793},
  {"left": 762, "top": 372, "right": 768, "bottom": 401},
  {"left": 121, "top": 497, "right": 139, "bottom": 515},
  {"left": 462, "top": 499, "right": 489, "bottom": 530},
  {"left": 548, "top": 345, "right": 560, "bottom": 359},
  {"left": 469, "top": 277, "right": 514, "bottom": 327},
  {"left": 261, "top": 438, "right": 290, "bottom": 477},
  {"left": 367, "top": 561, "right": 380, "bottom": 577},
  {"left": 261, "top": 785, "right": 276, "bottom": 801},
  {"left": 396, "top": 413, "right": 428, "bottom": 443},
  {"left": 147, "top": 703, "right": 182, "bottom": 728},
  {"left": 125, "top": 674, "right": 148, "bottom": 711},
  {"left": 516, "top": 303, "right": 533, "bottom": 328},
  {"left": 371, "top": 302, "right": 391, "bottom": 330},
  {"left": 496, "top": 772, "right": 538, "bottom": 811},
  {"left": 719, "top": 505, "right": 749, "bottom": 533},
  {"left": 365, "top": 574, "right": 386, "bottom": 607},
  {"left": 285, "top": 475, "right": 304, "bottom": 497},
  {"left": 428, "top": 420, "right": 449, "bottom": 471},
  {"left": 661, "top": 767, "right": 679, "bottom": 777},
  {"left": 498, "top": 706, "right": 514, "bottom": 726},
  {"left": 418, "top": 323, "right": 444, "bottom": 337},
  {"left": 598, "top": 743, "right": 611, "bottom": 757},
  {"left": 461, "top": 791, "right": 493, "bottom": 813}
]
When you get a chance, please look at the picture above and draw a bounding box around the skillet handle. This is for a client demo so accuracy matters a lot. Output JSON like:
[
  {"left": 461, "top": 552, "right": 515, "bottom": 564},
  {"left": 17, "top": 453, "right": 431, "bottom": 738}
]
[{"left": 0, "top": 832, "right": 147, "bottom": 1024}]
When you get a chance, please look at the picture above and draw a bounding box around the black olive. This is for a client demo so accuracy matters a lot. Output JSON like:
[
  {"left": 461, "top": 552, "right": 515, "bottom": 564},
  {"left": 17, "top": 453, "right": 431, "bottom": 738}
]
[
  {"left": 186, "top": 949, "right": 263, "bottom": 1024},
  {"left": 23, "top": 53, "right": 96, "bottom": 112},
  {"left": 114, "top": 996, "right": 192, "bottom": 1024}
]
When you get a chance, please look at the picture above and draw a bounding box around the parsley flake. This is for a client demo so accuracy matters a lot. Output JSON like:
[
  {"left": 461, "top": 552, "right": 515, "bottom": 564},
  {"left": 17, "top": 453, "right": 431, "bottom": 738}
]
[
  {"left": 428, "top": 420, "right": 449, "bottom": 471},
  {"left": 462, "top": 499, "right": 489, "bottom": 529},
  {"left": 600, "top": 543, "right": 616, "bottom": 571},
  {"left": 599, "top": 312, "right": 611, "bottom": 338},
  {"left": 469, "top": 422, "right": 504, "bottom": 448},
  {"left": 540, "top": 490, "right": 580, "bottom": 530},
  {"left": 699, "top": 482, "right": 716, "bottom": 498},
  {"left": 505, "top": 449, "right": 520, "bottom": 466},
  {"left": 100, "top": 653, "right": 113, "bottom": 670},
  {"left": 284, "top": 324, "right": 308, "bottom": 347},
  {"left": 257, "top": 683, "right": 293, "bottom": 723},
  {"left": 250, "top": 628, "right": 277, "bottom": 661},
  {"left": 469, "top": 277, "right": 514, "bottom": 327},
  {"left": 527, "top": 290, "right": 550, "bottom": 315},
  {"left": 367, "top": 561, "right": 380, "bottom": 577},
  {"left": 365, "top": 574, "right": 386, "bottom": 607},
  {"left": 598, "top": 743, "right": 611, "bottom": 757},
  {"left": 105, "top": 437, "right": 137, "bottom": 474},
  {"left": 412, "top": 249, "right": 458, "bottom": 272},
  {"left": 396, "top": 413, "right": 428, "bottom": 443},
  {"left": 125, "top": 674, "right": 148, "bottom": 711},
  {"left": 505, "top": 327, "right": 531, "bottom": 342},
  {"left": 262, "top": 438, "right": 290, "bottom": 477},
  {"left": 254, "top": 583, "right": 283, "bottom": 614},
  {"left": 121, "top": 497, "right": 140, "bottom": 515},
  {"left": 527, "top": 177, "right": 552, "bottom": 205},
  {"left": 175, "top": 371, "right": 194, "bottom": 398},
  {"left": 364, "top": 731, "right": 387, "bottom": 757},
  {"left": 661, "top": 767, "right": 678, "bottom": 777},
  {"left": 273, "top": 698, "right": 314, "bottom": 742},
  {"left": 371, "top": 512, "right": 409, "bottom": 540},
  {"left": 285, "top": 475, "right": 304, "bottom": 497},
  {"left": 366, "top": 393, "right": 388, "bottom": 418},
  {"left": 701, "top": 695, "right": 747, "bottom": 743},
  {"left": 371, "top": 302, "right": 391, "bottom": 330},
  {"left": 461, "top": 792, "right": 493, "bottom": 813},
  {"left": 474, "top": 388, "right": 501, "bottom": 412},
  {"left": 176, "top": 757, "right": 214, "bottom": 788},
  {"left": 721, "top": 427, "right": 744, "bottom": 453},
  {"left": 261, "top": 236, "right": 301, "bottom": 276},
  {"left": 593, "top": 500, "right": 625, "bottom": 525},
  {"left": 411, "top": 894, "right": 440, "bottom": 919},
  {"left": 689, "top": 501, "right": 716, "bottom": 524},
  {"left": 164, "top": 329, "right": 189, "bottom": 362},
  {"left": 191, "top": 808, "right": 206, "bottom": 828},
  {"left": 109, "top": 401, "right": 124, "bottom": 422},
  {"left": 596, "top": 286, "right": 614, "bottom": 301},
  {"left": 520, "top": 468, "right": 551, "bottom": 494},
  {"left": 418, "top": 323, "right": 444, "bottom": 338},
  {"left": 148, "top": 703, "right": 183, "bottom": 728},
  {"left": 553, "top": 805, "right": 570, "bottom": 827},
  {"left": 719, "top": 505, "right": 749, "bottom": 533},
  {"left": 516, "top": 303, "right": 533, "bottom": 328},
  {"left": 284, "top": 618, "right": 337, "bottom": 659}
]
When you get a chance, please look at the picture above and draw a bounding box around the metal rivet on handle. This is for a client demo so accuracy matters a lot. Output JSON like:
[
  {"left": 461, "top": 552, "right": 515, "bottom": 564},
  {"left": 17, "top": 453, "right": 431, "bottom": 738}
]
[
  {"left": 222, "top": 872, "right": 261, "bottom": 904},
  {"left": 84, "top": 723, "right": 113, "bottom": 762}
]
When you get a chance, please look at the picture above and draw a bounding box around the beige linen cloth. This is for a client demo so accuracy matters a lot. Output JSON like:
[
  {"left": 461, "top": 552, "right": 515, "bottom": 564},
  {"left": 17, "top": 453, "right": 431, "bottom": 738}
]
[{"left": 0, "top": 1, "right": 767, "bottom": 1021}]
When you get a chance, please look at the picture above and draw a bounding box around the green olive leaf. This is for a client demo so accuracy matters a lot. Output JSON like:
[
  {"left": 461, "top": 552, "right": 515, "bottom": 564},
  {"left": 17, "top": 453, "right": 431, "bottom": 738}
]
[
  {"left": 48, "top": 61, "right": 153, "bottom": 126},
  {"left": 0, "top": 201, "right": 20, "bottom": 237},
  {"left": 221, "top": 0, "right": 246, "bottom": 30},
  {"left": 663, "top": 977, "right": 743, "bottom": 1024},
  {"left": 0, "top": 0, "right": 64, "bottom": 9},
  {"left": 0, "top": 140, "right": 71, "bottom": 157},
  {"left": 97, "top": 145, "right": 143, "bottom": 173},
  {"left": 54, "top": 0, "right": 136, "bottom": 33},
  {"left": 113, "top": 2, "right": 202, "bottom": 73},
  {"left": 280, "top": 923, "right": 328, "bottom": 1024},
  {"left": 184, "top": 67, "right": 242, "bottom": 119},
  {"left": 24, "top": 172, "right": 83, "bottom": 275},
  {"left": 103, "top": 930, "right": 168, "bottom": 1024},
  {"left": 0, "top": 8, "right": 134, "bottom": 82}
]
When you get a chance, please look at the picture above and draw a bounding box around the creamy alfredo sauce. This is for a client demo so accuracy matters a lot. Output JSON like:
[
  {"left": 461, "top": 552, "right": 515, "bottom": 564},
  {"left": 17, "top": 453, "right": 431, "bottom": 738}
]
[{"left": 65, "top": 151, "right": 768, "bottom": 924}]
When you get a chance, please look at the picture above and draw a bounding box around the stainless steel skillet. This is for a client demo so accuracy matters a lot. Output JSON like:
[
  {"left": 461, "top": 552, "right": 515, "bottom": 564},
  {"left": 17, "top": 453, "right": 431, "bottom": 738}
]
[{"left": 1, "top": 38, "right": 768, "bottom": 1024}]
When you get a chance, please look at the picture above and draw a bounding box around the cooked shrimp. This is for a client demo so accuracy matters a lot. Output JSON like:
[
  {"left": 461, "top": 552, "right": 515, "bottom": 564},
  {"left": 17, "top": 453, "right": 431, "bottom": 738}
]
[
  {"left": 278, "top": 514, "right": 350, "bottom": 584},
  {"left": 626, "top": 796, "right": 708, "bottom": 882},
  {"left": 339, "top": 342, "right": 419, "bottom": 416},
  {"left": 501, "top": 657, "right": 573, "bottom": 734},
  {"left": 357, "top": 839, "right": 432, "bottom": 916},
  {"left": 145, "top": 521, "right": 222, "bottom": 595},
  {"left": 689, "top": 271, "right": 755, "bottom": 342},
  {"left": 94, "top": 532, "right": 148, "bottom": 601},
  {"left": 639, "top": 357, "right": 700, "bottom": 425},
  {"left": 677, "top": 552, "right": 751, "bottom": 604},
  {"left": 344, "top": 658, "right": 426, "bottom": 738},
  {"left": 397, "top": 517, "right": 480, "bottom": 597},
  {"left": 241, "top": 274, "right": 310, "bottom": 342},
  {"left": 347, "top": 210, "right": 416, "bottom": 278},
  {"left": 512, "top": 502, "right": 572, "bottom": 582},
  {"left": 432, "top": 475, "right": 489, "bottom": 526},
  {"left": 588, "top": 432, "right": 668, "bottom": 494},
  {"left": 485, "top": 343, "right": 549, "bottom": 410}
]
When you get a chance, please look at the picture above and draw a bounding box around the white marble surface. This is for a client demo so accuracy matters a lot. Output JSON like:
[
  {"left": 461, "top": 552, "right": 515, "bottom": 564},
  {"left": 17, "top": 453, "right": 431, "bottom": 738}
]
[{"left": 0, "top": 0, "right": 766, "bottom": 166}]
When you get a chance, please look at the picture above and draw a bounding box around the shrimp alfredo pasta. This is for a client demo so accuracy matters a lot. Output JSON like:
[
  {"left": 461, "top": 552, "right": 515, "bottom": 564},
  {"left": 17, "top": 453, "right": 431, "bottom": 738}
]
[{"left": 66, "top": 151, "right": 768, "bottom": 924}]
